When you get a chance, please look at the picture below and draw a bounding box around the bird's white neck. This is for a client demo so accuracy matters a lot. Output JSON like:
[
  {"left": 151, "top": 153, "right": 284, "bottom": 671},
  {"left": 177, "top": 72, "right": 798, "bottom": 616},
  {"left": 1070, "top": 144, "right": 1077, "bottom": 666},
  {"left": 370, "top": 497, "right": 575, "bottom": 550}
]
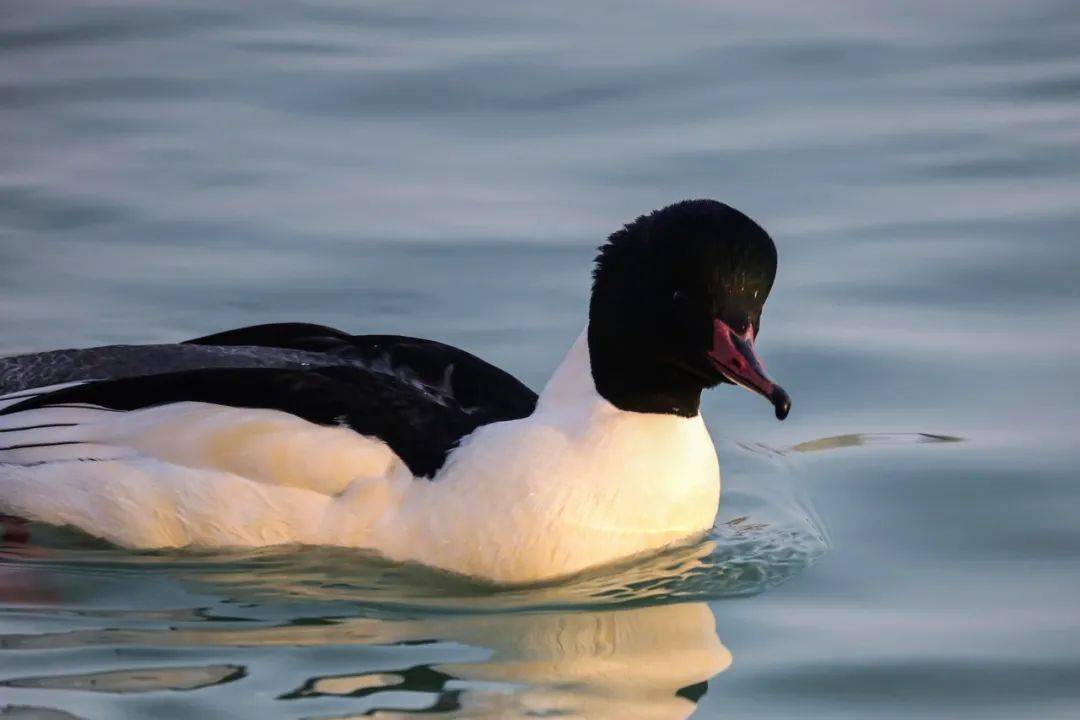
[{"left": 534, "top": 327, "right": 614, "bottom": 424}]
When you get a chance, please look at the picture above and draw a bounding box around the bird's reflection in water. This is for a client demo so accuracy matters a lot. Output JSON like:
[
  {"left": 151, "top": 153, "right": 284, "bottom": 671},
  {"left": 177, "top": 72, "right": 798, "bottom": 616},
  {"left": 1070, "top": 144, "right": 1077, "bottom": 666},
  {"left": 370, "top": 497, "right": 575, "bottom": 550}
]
[
  {"left": 281, "top": 601, "right": 729, "bottom": 719},
  {"left": 3, "top": 519, "right": 821, "bottom": 718},
  {"left": 1, "top": 586, "right": 728, "bottom": 718}
]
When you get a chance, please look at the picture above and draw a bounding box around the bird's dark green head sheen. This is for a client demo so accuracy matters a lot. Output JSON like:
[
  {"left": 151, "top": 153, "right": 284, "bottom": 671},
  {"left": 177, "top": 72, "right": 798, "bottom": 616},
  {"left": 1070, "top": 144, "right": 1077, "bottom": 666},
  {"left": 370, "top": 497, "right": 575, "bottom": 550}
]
[{"left": 588, "top": 199, "right": 790, "bottom": 419}]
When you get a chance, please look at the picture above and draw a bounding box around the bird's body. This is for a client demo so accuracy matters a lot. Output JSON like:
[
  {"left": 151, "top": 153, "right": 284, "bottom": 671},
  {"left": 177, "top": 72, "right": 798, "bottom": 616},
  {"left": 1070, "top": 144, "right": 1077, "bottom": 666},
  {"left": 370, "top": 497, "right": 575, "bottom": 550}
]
[
  {"left": 0, "top": 331, "right": 718, "bottom": 583},
  {"left": 0, "top": 200, "right": 788, "bottom": 583}
]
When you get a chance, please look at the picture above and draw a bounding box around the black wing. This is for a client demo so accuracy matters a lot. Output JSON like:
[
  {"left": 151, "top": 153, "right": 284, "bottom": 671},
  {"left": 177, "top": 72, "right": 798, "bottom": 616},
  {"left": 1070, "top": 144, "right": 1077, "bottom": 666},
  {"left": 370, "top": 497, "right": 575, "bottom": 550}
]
[
  {"left": 1, "top": 323, "right": 538, "bottom": 477},
  {"left": 0, "top": 343, "right": 335, "bottom": 396},
  {"left": 183, "top": 323, "right": 538, "bottom": 423},
  {"left": 1, "top": 365, "right": 496, "bottom": 478}
]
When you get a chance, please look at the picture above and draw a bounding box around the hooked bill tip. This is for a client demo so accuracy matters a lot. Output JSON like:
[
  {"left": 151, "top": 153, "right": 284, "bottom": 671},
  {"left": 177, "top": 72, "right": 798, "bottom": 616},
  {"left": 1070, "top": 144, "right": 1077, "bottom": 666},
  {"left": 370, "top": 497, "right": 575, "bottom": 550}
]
[{"left": 771, "top": 386, "right": 791, "bottom": 421}]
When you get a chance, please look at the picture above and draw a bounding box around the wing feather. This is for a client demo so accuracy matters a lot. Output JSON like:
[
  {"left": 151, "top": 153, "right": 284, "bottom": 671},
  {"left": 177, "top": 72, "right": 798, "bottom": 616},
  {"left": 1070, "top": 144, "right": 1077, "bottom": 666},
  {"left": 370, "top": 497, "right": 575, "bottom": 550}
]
[
  {"left": 0, "top": 364, "right": 491, "bottom": 479},
  {"left": 0, "top": 323, "right": 538, "bottom": 479}
]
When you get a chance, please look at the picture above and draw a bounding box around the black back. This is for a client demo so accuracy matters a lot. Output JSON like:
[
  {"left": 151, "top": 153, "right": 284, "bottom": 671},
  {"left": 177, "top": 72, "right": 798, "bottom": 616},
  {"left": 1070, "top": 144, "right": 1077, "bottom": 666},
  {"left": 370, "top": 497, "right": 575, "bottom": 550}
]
[
  {"left": 185, "top": 323, "right": 537, "bottom": 421},
  {"left": 1, "top": 323, "right": 538, "bottom": 478}
]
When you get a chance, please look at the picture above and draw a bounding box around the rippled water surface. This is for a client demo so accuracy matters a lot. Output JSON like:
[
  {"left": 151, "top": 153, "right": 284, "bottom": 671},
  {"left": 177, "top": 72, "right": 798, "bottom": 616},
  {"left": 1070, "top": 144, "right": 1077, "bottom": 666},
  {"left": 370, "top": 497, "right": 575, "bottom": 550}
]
[{"left": 2, "top": 1, "right": 1079, "bottom": 718}]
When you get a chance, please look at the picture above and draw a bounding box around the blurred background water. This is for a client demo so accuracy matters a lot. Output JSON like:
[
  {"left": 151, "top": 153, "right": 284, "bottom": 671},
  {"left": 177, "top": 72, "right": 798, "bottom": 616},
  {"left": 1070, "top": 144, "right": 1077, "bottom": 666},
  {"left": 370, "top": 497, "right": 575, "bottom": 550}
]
[{"left": 1, "top": 1, "right": 1079, "bottom": 718}]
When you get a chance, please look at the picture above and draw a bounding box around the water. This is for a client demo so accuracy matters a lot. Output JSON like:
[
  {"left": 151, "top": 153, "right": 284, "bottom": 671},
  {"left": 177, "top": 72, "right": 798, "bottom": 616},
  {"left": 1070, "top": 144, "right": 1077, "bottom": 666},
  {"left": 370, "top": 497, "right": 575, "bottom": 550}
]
[{"left": 1, "top": 1, "right": 1079, "bottom": 717}]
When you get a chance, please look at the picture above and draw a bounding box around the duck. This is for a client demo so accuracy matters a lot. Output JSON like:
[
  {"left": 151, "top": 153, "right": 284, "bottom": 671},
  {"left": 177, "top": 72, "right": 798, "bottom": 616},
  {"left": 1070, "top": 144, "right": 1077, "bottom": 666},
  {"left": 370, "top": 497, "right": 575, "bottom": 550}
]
[{"left": 0, "top": 199, "right": 789, "bottom": 584}]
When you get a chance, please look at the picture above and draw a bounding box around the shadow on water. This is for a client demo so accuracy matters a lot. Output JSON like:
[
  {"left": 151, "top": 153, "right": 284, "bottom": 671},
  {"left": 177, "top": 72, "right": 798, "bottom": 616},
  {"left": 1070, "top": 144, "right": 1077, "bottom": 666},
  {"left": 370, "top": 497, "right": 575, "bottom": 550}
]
[{"left": 789, "top": 432, "right": 963, "bottom": 454}]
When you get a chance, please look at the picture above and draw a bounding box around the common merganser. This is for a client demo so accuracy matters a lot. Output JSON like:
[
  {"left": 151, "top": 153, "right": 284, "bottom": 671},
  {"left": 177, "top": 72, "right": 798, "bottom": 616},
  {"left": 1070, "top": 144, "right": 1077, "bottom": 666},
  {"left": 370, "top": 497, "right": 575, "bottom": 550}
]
[{"left": 0, "top": 199, "right": 789, "bottom": 583}]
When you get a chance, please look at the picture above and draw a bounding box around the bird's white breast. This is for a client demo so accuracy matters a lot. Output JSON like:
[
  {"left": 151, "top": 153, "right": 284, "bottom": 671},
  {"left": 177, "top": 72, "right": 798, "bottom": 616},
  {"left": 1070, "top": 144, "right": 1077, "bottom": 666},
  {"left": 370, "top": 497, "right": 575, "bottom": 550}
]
[{"left": 376, "top": 330, "right": 721, "bottom": 583}]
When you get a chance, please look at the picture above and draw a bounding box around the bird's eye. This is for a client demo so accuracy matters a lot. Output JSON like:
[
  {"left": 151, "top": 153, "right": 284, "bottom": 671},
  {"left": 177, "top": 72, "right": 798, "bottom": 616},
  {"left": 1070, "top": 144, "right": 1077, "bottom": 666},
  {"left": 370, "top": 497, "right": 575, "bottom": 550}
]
[{"left": 730, "top": 313, "right": 752, "bottom": 335}]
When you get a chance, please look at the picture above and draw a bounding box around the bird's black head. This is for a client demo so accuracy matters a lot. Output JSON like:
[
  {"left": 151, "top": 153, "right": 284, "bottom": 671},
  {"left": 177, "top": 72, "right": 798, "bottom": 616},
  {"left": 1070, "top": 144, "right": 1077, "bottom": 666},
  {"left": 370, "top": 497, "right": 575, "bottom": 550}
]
[{"left": 588, "top": 199, "right": 790, "bottom": 419}]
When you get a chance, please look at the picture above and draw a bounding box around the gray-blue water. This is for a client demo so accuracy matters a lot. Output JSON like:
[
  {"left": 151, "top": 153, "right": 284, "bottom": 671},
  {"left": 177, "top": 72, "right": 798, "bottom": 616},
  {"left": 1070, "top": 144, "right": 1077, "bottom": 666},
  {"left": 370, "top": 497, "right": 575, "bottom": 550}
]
[{"left": 2, "top": 1, "right": 1079, "bottom": 718}]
